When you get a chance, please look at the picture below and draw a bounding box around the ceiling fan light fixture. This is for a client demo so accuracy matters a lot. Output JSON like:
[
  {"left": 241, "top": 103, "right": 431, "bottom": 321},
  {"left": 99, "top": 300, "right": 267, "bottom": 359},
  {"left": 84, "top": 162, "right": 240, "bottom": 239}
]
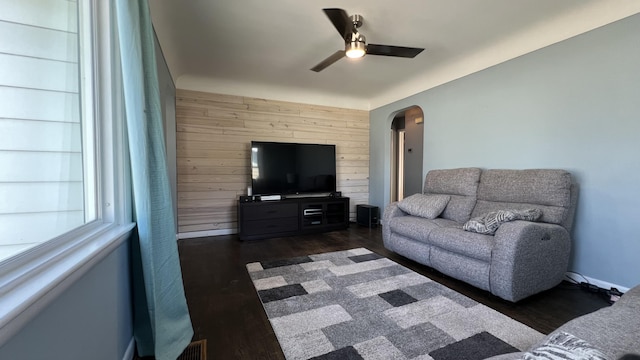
[{"left": 345, "top": 40, "right": 366, "bottom": 58}]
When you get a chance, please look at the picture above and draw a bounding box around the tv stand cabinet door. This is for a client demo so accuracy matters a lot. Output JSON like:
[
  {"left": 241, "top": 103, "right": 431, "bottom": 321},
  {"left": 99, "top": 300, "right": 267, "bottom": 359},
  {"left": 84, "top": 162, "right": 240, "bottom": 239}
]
[
  {"left": 299, "top": 197, "right": 350, "bottom": 232},
  {"left": 238, "top": 201, "right": 299, "bottom": 240}
]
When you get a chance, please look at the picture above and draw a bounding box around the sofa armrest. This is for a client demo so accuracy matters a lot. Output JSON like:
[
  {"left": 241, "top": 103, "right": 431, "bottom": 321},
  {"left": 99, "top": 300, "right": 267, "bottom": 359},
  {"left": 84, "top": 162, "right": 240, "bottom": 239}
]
[
  {"left": 490, "top": 221, "right": 571, "bottom": 302},
  {"left": 382, "top": 201, "right": 407, "bottom": 222},
  {"left": 551, "top": 284, "right": 640, "bottom": 359},
  {"left": 381, "top": 202, "right": 407, "bottom": 247}
]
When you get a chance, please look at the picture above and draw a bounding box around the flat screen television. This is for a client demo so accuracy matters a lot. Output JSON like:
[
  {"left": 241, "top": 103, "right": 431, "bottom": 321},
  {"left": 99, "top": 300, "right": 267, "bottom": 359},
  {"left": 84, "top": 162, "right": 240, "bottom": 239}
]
[{"left": 250, "top": 141, "right": 336, "bottom": 197}]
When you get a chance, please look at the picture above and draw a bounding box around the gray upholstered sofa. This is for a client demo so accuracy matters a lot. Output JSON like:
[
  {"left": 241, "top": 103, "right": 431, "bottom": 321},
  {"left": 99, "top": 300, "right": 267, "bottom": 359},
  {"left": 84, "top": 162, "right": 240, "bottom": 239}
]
[
  {"left": 382, "top": 168, "right": 577, "bottom": 302},
  {"left": 486, "top": 283, "right": 640, "bottom": 359}
]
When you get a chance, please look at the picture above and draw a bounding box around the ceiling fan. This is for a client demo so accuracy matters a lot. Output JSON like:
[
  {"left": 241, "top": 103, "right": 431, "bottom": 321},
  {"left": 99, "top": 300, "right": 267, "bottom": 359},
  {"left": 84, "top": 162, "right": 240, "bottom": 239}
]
[{"left": 311, "top": 8, "right": 425, "bottom": 72}]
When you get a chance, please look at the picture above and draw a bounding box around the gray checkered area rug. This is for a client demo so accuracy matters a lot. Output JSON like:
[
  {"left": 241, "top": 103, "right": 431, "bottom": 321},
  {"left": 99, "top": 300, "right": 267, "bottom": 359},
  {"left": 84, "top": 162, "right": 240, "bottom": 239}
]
[{"left": 247, "top": 248, "right": 545, "bottom": 360}]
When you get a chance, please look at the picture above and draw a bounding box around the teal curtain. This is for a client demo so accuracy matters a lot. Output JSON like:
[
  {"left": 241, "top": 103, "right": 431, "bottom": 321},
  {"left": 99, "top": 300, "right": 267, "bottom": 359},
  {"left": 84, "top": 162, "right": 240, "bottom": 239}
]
[{"left": 114, "top": 1, "right": 193, "bottom": 359}]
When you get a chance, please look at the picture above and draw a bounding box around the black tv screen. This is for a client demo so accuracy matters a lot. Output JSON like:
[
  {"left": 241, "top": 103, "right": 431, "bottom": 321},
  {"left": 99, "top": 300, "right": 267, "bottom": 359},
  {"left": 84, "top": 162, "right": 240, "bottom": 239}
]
[{"left": 250, "top": 141, "right": 336, "bottom": 196}]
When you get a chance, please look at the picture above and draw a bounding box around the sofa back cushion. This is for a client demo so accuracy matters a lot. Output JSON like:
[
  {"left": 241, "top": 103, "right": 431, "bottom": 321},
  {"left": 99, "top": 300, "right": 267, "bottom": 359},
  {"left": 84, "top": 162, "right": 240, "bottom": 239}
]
[
  {"left": 472, "top": 169, "right": 575, "bottom": 229},
  {"left": 423, "top": 167, "right": 481, "bottom": 223}
]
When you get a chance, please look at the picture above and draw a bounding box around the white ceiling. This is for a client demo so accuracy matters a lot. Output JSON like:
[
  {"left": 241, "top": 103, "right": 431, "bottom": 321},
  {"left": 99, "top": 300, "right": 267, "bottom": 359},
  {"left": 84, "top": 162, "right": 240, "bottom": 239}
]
[{"left": 149, "top": 1, "right": 640, "bottom": 110}]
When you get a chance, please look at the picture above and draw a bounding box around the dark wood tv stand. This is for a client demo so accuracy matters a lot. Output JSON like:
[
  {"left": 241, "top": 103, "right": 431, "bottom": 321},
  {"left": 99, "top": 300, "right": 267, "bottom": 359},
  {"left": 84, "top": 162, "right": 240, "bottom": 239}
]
[{"left": 237, "top": 196, "right": 350, "bottom": 240}]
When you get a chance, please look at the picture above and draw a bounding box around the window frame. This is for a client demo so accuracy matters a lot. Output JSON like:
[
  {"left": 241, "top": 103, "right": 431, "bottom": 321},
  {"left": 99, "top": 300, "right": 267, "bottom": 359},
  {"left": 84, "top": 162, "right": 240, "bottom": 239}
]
[{"left": 0, "top": 0, "right": 134, "bottom": 345}]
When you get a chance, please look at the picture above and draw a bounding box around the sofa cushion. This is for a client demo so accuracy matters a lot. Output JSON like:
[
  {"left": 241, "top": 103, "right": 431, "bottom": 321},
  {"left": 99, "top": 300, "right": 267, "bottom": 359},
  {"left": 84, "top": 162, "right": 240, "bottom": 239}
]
[
  {"left": 463, "top": 208, "right": 542, "bottom": 235},
  {"left": 424, "top": 167, "right": 481, "bottom": 223},
  {"left": 439, "top": 195, "right": 478, "bottom": 224},
  {"left": 520, "top": 332, "right": 608, "bottom": 360},
  {"left": 389, "top": 216, "right": 443, "bottom": 243},
  {"left": 428, "top": 217, "right": 461, "bottom": 229},
  {"left": 397, "top": 194, "right": 450, "bottom": 219},
  {"left": 428, "top": 227, "right": 494, "bottom": 262},
  {"left": 473, "top": 169, "right": 572, "bottom": 227}
]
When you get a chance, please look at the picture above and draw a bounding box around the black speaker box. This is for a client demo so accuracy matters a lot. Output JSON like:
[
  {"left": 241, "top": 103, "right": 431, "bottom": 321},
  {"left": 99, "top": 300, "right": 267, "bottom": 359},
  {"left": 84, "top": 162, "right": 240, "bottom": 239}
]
[
  {"left": 357, "top": 205, "right": 379, "bottom": 228},
  {"left": 239, "top": 195, "right": 254, "bottom": 203}
]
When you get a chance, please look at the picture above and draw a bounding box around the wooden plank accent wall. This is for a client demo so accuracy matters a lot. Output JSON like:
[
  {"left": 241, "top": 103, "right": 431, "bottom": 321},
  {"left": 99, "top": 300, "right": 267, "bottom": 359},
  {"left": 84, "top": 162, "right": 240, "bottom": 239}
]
[{"left": 176, "top": 89, "right": 370, "bottom": 235}]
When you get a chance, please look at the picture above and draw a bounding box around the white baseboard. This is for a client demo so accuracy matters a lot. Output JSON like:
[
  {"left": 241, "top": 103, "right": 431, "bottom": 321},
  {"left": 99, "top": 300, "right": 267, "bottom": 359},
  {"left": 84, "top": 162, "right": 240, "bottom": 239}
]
[
  {"left": 565, "top": 272, "right": 630, "bottom": 293},
  {"left": 123, "top": 337, "right": 135, "bottom": 360},
  {"left": 178, "top": 228, "right": 236, "bottom": 239}
]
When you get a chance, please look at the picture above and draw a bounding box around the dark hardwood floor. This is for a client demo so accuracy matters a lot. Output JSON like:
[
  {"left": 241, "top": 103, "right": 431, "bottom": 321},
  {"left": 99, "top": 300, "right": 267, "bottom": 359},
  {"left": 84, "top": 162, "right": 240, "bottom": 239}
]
[{"left": 178, "top": 225, "right": 609, "bottom": 360}]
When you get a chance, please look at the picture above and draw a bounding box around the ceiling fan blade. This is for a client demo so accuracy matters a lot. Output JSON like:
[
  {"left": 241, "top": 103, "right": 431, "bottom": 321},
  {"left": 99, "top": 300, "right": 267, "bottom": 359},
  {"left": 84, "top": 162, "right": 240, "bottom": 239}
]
[
  {"left": 323, "top": 8, "right": 351, "bottom": 39},
  {"left": 367, "top": 44, "right": 425, "bottom": 58},
  {"left": 311, "top": 50, "right": 345, "bottom": 72}
]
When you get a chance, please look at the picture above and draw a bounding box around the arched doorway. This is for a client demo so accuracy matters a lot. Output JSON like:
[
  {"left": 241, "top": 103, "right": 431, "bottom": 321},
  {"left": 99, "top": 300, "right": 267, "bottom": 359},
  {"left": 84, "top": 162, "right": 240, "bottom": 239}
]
[{"left": 390, "top": 106, "right": 424, "bottom": 202}]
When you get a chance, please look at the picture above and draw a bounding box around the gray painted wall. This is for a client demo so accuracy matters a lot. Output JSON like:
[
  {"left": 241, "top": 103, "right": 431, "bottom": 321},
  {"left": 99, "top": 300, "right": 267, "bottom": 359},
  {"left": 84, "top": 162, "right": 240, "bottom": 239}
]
[
  {"left": 0, "top": 242, "right": 133, "bottom": 360},
  {"left": 370, "top": 14, "right": 640, "bottom": 288}
]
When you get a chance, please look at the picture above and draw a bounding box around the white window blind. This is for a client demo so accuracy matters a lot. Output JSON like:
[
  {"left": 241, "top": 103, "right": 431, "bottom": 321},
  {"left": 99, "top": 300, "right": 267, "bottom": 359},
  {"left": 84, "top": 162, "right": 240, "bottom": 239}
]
[{"left": 0, "top": 0, "right": 96, "bottom": 262}]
